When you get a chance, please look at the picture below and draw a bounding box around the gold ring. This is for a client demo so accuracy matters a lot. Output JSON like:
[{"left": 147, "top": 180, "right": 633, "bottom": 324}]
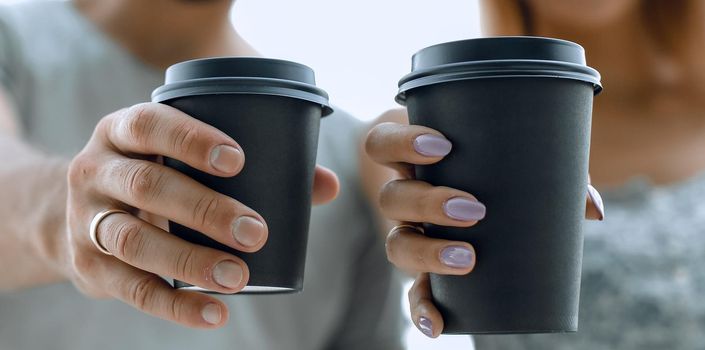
[
  {"left": 389, "top": 224, "right": 425, "bottom": 235},
  {"left": 89, "top": 209, "right": 129, "bottom": 255}
]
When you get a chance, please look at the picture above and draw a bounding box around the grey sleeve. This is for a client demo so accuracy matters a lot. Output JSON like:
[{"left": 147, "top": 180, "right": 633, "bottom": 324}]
[
  {"left": 0, "top": 8, "right": 15, "bottom": 87},
  {"left": 318, "top": 112, "right": 406, "bottom": 350},
  {"left": 0, "top": 6, "right": 25, "bottom": 111},
  {"left": 324, "top": 217, "right": 406, "bottom": 350}
]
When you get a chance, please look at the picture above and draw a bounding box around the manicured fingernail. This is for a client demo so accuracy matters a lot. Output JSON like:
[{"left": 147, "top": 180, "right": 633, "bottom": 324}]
[
  {"left": 212, "top": 260, "right": 243, "bottom": 289},
  {"left": 587, "top": 184, "right": 605, "bottom": 220},
  {"left": 413, "top": 134, "right": 452, "bottom": 157},
  {"left": 232, "top": 216, "right": 265, "bottom": 247},
  {"left": 210, "top": 145, "right": 241, "bottom": 173},
  {"left": 419, "top": 316, "right": 434, "bottom": 338},
  {"left": 201, "top": 303, "right": 222, "bottom": 325},
  {"left": 443, "top": 197, "right": 486, "bottom": 221},
  {"left": 440, "top": 246, "right": 474, "bottom": 268}
]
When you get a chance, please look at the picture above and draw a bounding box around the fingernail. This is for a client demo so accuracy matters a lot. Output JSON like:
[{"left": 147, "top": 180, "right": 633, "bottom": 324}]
[
  {"left": 440, "top": 246, "right": 474, "bottom": 268},
  {"left": 413, "top": 134, "right": 452, "bottom": 157},
  {"left": 212, "top": 260, "right": 243, "bottom": 289},
  {"left": 443, "top": 197, "right": 486, "bottom": 221},
  {"left": 210, "top": 145, "right": 241, "bottom": 173},
  {"left": 419, "top": 316, "right": 434, "bottom": 338},
  {"left": 587, "top": 184, "right": 605, "bottom": 220},
  {"left": 201, "top": 303, "right": 222, "bottom": 325},
  {"left": 232, "top": 216, "right": 265, "bottom": 247}
]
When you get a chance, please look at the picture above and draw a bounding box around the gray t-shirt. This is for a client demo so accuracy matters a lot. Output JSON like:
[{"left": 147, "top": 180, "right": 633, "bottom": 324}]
[{"left": 0, "top": 2, "right": 404, "bottom": 349}]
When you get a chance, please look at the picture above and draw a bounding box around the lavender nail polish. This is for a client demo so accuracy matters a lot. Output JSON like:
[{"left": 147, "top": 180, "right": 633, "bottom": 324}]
[
  {"left": 440, "top": 246, "right": 475, "bottom": 268},
  {"left": 419, "top": 316, "right": 434, "bottom": 337},
  {"left": 443, "top": 197, "right": 486, "bottom": 221},
  {"left": 587, "top": 184, "right": 605, "bottom": 220},
  {"left": 413, "top": 134, "right": 452, "bottom": 157}
]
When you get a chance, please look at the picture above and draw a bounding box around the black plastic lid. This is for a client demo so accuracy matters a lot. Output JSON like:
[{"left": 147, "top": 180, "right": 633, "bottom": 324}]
[
  {"left": 397, "top": 36, "right": 602, "bottom": 104},
  {"left": 152, "top": 57, "right": 333, "bottom": 116}
]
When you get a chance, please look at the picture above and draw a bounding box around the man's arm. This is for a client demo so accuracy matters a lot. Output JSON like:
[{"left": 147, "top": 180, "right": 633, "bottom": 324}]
[{"left": 0, "top": 85, "right": 68, "bottom": 290}]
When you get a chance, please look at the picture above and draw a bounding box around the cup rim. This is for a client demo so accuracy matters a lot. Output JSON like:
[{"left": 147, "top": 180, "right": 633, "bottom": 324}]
[
  {"left": 152, "top": 57, "right": 333, "bottom": 116},
  {"left": 396, "top": 58, "right": 602, "bottom": 104}
]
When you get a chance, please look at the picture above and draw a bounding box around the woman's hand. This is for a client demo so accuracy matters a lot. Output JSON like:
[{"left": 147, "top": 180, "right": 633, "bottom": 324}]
[
  {"left": 63, "top": 103, "right": 338, "bottom": 329},
  {"left": 365, "top": 109, "right": 604, "bottom": 338}
]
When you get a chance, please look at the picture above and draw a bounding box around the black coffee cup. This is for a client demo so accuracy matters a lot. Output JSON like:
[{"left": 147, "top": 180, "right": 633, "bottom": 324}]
[
  {"left": 396, "top": 37, "right": 602, "bottom": 333},
  {"left": 152, "top": 57, "right": 332, "bottom": 294}
]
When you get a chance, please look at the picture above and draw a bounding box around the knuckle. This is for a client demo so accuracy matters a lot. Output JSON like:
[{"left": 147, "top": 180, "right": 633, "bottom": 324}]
[
  {"left": 192, "top": 195, "right": 227, "bottom": 230},
  {"left": 128, "top": 276, "right": 159, "bottom": 311},
  {"left": 378, "top": 180, "right": 401, "bottom": 211},
  {"left": 120, "top": 161, "right": 166, "bottom": 203},
  {"left": 385, "top": 229, "right": 402, "bottom": 263},
  {"left": 94, "top": 114, "right": 113, "bottom": 134},
  {"left": 387, "top": 227, "right": 430, "bottom": 270},
  {"left": 173, "top": 247, "right": 197, "bottom": 281},
  {"left": 169, "top": 292, "right": 188, "bottom": 322},
  {"left": 123, "top": 103, "right": 159, "bottom": 146},
  {"left": 96, "top": 111, "right": 125, "bottom": 140},
  {"left": 110, "top": 220, "right": 146, "bottom": 260},
  {"left": 364, "top": 126, "right": 381, "bottom": 155},
  {"left": 171, "top": 121, "right": 201, "bottom": 156},
  {"left": 67, "top": 152, "right": 96, "bottom": 188},
  {"left": 365, "top": 122, "right": 394, "bottom": 155}
]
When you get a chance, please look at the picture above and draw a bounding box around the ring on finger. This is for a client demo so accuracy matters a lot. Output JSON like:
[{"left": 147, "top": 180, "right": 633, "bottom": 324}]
[
  {"left": 389, "top": 224, "right": 424, "bottom": 236},
  {"left": 89, "top": 209, "right": 129, "bottom": 255}
]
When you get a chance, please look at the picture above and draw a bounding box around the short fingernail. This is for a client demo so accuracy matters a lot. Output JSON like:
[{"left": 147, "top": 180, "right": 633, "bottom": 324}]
[
  {"left": 440, "top": 246, "right": 474, "bottom": 268},
  {"left": 419, "top": 316, "right": 434, "bottom": 338},
  {"left": 443, "top": 197, "right": 486, "bottom": 221},
  {"left": 210, "top": 145, "right": 242, "bottom": 173},
  {"left": 213, "top": 260, "right": 244, "bottom": 289},
  {"left": 201, "top": 303, "right": 222, "bottom": 325},
  {"left": 232, "top": 216, "right": 266, "bottom": 247},
  {"left": 587, "top": 184, "right": 605, "bottom": 220},
  {"left": 413, "top": 134, "right": 452, "bottom": 157}
]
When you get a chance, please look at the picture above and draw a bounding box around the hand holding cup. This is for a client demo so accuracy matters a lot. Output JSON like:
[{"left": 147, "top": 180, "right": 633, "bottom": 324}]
[
  {"left": 64, "top": 102, "right": 338, "bottom": 328},
  {"left": 366, "top": 108, "right": 604, "bottom": 337}
]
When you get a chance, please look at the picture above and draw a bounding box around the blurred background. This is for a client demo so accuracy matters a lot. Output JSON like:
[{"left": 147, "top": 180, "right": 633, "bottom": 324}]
[
  {"left": 233, "top": 1, "right": 481, "bottom": 348},
  {"left": 0, "top": 0, "right": 482, "bottom": 348}
]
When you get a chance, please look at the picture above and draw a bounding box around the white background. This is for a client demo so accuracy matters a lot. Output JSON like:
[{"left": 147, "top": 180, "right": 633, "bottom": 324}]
[
  {"left": 1, "top": 0, "right": 483, "bottom": 348},
  {"left": 233, "top": 0, "right": 481, "bottom": 121}
]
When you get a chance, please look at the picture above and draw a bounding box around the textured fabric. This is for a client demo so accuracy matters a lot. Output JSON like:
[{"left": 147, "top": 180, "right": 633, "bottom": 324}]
[
  {"left": 474, "top": 173, "right": 705, "bottom": 349},
  {"left": 0, "top": 1, "right": 404, "bottom": 349}
]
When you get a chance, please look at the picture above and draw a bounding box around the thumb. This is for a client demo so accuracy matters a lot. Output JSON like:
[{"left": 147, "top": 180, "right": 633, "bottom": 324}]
[{"left": 312, "top": 165, "right": 339, "bottom": 205}]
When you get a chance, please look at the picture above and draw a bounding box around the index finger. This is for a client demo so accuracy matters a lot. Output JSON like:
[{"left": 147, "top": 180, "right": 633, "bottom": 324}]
[
  {"left": 101, "top": 103, "right": 244, "bottom": 177},
  {"left": 365, "top": 122, "right": 452, "bottom": 167}
]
